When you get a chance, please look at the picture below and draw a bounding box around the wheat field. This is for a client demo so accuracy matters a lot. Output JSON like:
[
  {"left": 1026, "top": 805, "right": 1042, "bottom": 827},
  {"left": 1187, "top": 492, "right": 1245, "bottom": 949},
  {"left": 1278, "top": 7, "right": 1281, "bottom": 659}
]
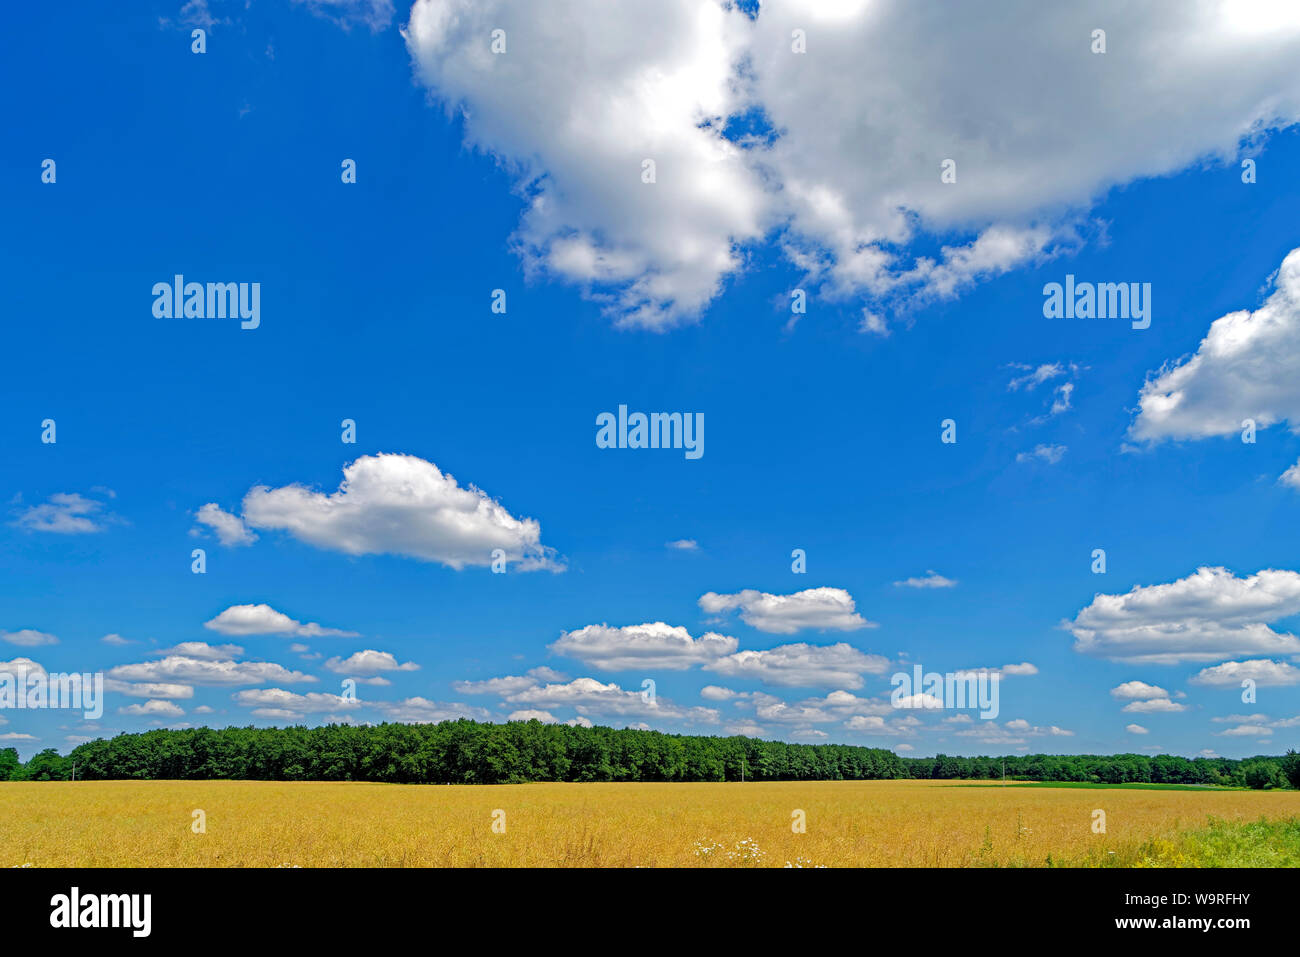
[{"left": 3, "top": 779, "right": 1298, "bottom": 867}]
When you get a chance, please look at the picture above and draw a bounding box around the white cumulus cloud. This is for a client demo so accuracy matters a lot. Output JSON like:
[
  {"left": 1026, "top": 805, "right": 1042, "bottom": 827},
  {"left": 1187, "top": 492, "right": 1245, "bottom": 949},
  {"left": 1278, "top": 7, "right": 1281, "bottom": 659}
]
[
  {"left": 705, "top": 642, "right": 889, "bottom": 688},
  {"left": 1068, "top": 567, "right": 1300, "bottom": 664},
  {"left": 1132, "top": 247, "right": 1300, "bottom": 445},
  {"left": 404, "top": 0, "right": 1300, "bottom": 328},
  {"left": 203, "top": 603, "right": 358, "bottom": 638},
  {"left": 699, "top": 587, "right": 874, "bottom": 633},
  {"left": 238, "top": 454, "right": 561, "bottom": 571},
  {"left": 550, "top": 622, "right": 737, "bottom": 671}
]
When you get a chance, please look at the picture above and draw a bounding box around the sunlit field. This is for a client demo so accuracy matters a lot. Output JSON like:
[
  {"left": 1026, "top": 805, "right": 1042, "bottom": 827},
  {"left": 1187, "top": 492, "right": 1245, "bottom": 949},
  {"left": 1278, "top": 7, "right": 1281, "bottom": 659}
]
[{"left": 4, "top": 779, "right": 1299, "bottom": 868}]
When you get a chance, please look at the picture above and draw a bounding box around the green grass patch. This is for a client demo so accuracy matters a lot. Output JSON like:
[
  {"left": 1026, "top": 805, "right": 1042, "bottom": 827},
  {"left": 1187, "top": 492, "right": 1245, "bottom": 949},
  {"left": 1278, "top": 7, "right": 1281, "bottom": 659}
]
[
  {"left": 1126, "top": 816, "right": 1300, "bottom": 867},
  {"left": 961, "top": 781, "right": 1241, "bottom": 792}
]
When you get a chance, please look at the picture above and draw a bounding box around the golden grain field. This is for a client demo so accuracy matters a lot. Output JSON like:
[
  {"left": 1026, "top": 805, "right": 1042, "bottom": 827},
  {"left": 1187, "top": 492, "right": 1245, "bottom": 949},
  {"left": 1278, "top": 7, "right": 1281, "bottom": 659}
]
[{"left": 3, "top": 779, "right": 1298, "bottom": 867}]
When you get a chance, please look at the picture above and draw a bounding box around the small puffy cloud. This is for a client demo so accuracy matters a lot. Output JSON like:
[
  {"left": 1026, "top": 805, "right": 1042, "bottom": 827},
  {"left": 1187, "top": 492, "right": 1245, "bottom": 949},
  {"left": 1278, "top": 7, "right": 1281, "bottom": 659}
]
[
  {"left": 1, "top": 629, "right": 58, "bottom": 647},
  {"left": 233, "top": 688, "right": 361, "bottom": 716},
  {"left": 666, "top": 539, "right": 699, "bottom": 551},
  {"left": 1211, "top": 713, "right": 1269, "bottom": 724},
  {"left": 843, "top": 715, "right": 914, "bottom": 736},
  {"left": 741, "top": 690, "right": 895, "bottom": 728},
  {"left": 0, "top": 733, "right": 37, "bottom": 741},
  {"left": 1068, "top": 567, "right": 1300, "bottom": 664},
  {"left": 238, "top": 454, "right": 561, "bottom": 571},
  {"left": 1016, "top": 443, "right": 1066, "bottom": 465},
  {"left": 1110, "top": 680, "right": 1170, "bottom": 701},
  {"left": 999, "top": 662, "right": 1038, "bottom": 676},
  {"left": 1122, "top": 698, "right": 1188, "bottom": 714},
  {"left": 370, "top": 697, "right": 492, "bottom": 724},
  {"left": 324, "top": 649, "right": 419, "bottom": 675},
  {"left": 508, "top": 709, "right": 558, "bottom": 723},
  {"left": 893, "top": 571, "right": 957, "bottom": 589},
  {"left": 1131, "top": 247, "right": 1300, "bottom": 443},
  {"left": 1108, "top": 680, "right": 1188, "bottom": 712},
  {"left": 705, "top": 642, "right": 889, "bottom": 689},
  {"left": 105, "top": 680, "right": 194, "bottom": 700},
  {"left": 953, "top": 662, "right": 1037, "bottom": 680},
  {"left": 12, "top": 492, "right": 118, "bottom": 534},
  {"left": 108, "top": 656, "right": 315, "bottom": 687},
  {"left": 1189, "top": 658, "right": 1300, "bottom": 687},
  {"left": 952, "top": 720, "right": 1073, "bottom": 745},
  {"left": 507, "top": 677, "right": 718, "bottom": 723},
  {"left": 550, "top": 622, "right": 737, "bottom": 671},
  {"left": 453, "top": 675, "right": 540, "bottom": 696},
  {"left": 700, "top": 685, "right": 739, "bottom": 701},
  {"left": 1211, "top": 713, "right": 1300, "bottom": 737},
  {"left": 1125, "top": 724, "right": 1149, "bottom": 735},
  {"left": 749, "top": 692, "right": 837, "bottom": 725},
  {"left": 565, "top": 715, "right": 593, "bottom": 728},
  {"left": 526, "top": 666, "right": 566, "bottom": 682},
  {"left": 0, "top": 658, "right": 47, "bottom": 678},
  {"left": 859, "top": 310, "right": 889, "bottom": 336},
  {"left": 100, "top": 633, "right": 131, "bottom": 646},
  {"left": 159, "top": 641, "right": 244, "bottom": 660},
  {"left": 193, "top": 503, "right": 257, "bottom": 546},
  {"left": 893, "top": 693, "right": 945, "bottom": 710},
  {"left": 120, "top": 699, "right": 185, "bottom": 718},
  {"left": 204, "top": 603, "right": 358, "bottom": 638},
  {"left": 791, "top": 728, "right": 828, "bottom": 740},
  {"left": 820, "top": 691, "right": 894, "bottom": 717},
  {"left": 699, "top": 587, "right": 875, "bottom": 634},
  {"left": 1217, "top": 723, "right": 1273, "bottom": 737}
]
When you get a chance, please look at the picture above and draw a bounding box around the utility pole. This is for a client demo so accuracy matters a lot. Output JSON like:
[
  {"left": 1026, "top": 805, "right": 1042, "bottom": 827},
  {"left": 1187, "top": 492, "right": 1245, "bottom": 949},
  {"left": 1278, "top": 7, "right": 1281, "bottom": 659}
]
[{"left": 71, "top": 762, "right": 76, "bottom": 782}]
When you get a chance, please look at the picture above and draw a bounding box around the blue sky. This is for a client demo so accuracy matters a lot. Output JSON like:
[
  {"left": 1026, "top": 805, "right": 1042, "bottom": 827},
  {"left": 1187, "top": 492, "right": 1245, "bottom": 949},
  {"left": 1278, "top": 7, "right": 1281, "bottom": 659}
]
[{"left": 3, "top": 0, "right": 1300, "bottom": 759}]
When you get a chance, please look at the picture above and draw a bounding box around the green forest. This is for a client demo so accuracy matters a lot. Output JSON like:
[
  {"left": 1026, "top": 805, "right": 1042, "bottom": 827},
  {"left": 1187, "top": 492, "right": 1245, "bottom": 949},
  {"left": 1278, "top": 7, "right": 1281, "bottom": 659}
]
[{"left": 2, "top": 720, "right": 1297, "bottom": 788}]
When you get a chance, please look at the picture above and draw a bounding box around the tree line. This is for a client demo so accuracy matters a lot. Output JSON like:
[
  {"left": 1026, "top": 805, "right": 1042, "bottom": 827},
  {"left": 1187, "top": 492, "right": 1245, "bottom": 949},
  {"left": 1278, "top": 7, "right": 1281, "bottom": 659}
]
[{"left": 2, "top": 720, "right": 1297, "bottom": 789}]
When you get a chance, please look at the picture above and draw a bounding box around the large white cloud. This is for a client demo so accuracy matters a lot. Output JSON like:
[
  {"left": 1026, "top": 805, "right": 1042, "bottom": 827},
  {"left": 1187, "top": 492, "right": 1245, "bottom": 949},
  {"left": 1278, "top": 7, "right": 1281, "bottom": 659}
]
[
  {"left": 704, "top": 642, "right": 889, "bottom": 688},
  {"left": 1132, "top": 247, "right": 1300, "bottom": 443},
  {"left": 405, "top": 0, "right": 768, "bottom": 329},
  {"left": 699, "top": 587, "right": 874, "bottom": 634},
  {"left": 1068, "top": 567, "right": 1300, "bottom": 664},
  {"left": 238, "top": 454, "right": 560, "bottom": 570},
  {"left": 506, "top": 677, "right": 719, "bottom": 723},
  {"left": 549, "top": 622, "right": 737, "bottom": 671},
  {"left": 404, "top": 0, "right": 1300, "bottom": 329}
]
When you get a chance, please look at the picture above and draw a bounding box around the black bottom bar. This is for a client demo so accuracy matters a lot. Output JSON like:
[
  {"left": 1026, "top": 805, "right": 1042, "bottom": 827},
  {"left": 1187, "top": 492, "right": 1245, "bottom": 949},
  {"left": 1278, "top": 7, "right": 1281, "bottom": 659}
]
[{"left": 0, "top": 867, "right": 1277, "bottom": 943}]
